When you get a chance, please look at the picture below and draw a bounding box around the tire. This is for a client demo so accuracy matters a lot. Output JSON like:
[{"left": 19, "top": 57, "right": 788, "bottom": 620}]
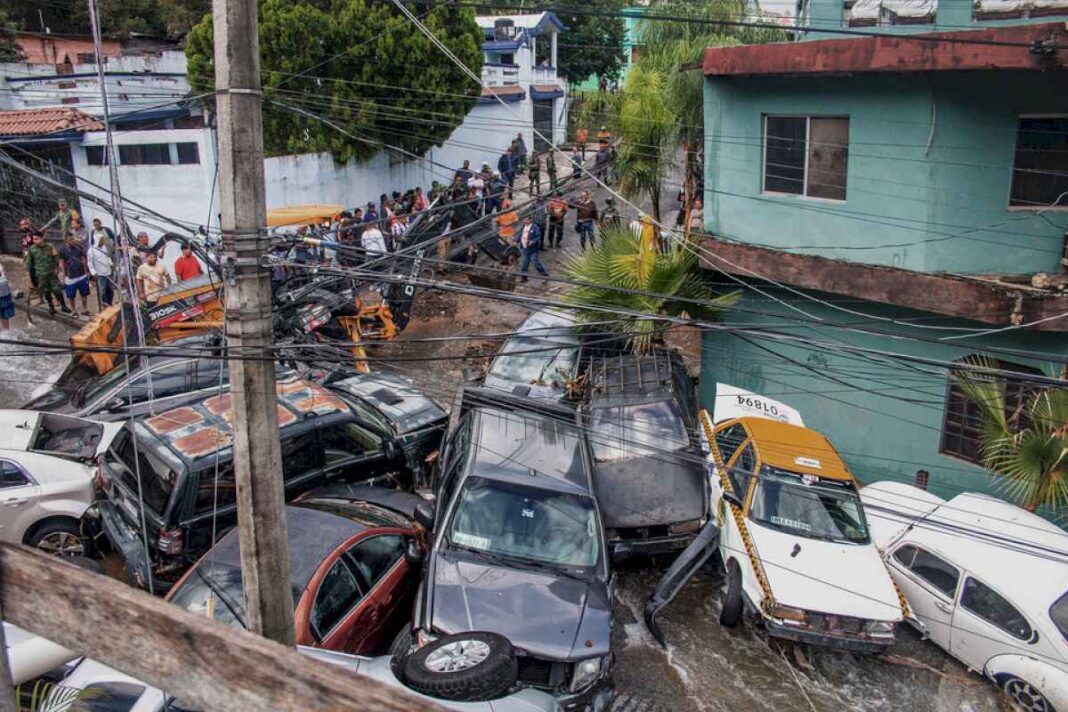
[
  {"left": 66, "top": 556, "right": 104, "bottom": 574},
  {"left": 1000, "top": 675, "right": 1056, "bottom": 712},
  {"left": 389, "top": 626, "right": 414, "bottom": 680},
  {"left": 719, "top": 560, "right": 743, "bottom": 628},
  {"left": 402, "top": 631, "right": 517, "bottom": 702},
  {"left": 26, "top": 519, "right": 86, "bottom": 557}
]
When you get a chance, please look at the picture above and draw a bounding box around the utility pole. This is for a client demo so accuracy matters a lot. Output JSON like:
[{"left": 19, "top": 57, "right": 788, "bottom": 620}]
[{"left": 213, "top": 0, "right": 295, "bottom": 645}]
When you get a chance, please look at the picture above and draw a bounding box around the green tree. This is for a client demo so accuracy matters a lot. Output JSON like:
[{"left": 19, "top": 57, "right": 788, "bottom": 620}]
[
  {"left": 564, "top": 223, "right": 739, "bottom": 352},
  {"left": 954, "top": 360, "right": 1068, "bottom": 514},
  {"left": 613, "top": 66, "right": 673, "bottom": 223},
  {"left": 7, "top": 0, "right": 209, "bottom": 39},
  {"left": 186, "top": 0, "right": 484, "bottom": 164},
  {"left": 0, "top": 9, "right": 24, "bottom": 62}
]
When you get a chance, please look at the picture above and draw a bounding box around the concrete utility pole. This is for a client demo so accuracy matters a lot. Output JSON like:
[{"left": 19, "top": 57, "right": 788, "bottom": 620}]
[{"left": 213, "top": 0, "right": 295, "bottom": 645}]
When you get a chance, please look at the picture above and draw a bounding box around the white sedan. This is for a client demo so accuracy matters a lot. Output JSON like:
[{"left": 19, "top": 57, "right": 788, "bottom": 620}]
[
  {"left": 861, "top": 481, "right": 1068, "bottom": 712},
  {"left": 0, "top": 410, "right": 120, "bottom": 556}
]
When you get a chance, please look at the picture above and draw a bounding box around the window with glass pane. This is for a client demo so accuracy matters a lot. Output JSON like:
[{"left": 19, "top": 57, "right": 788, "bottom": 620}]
[
  {"left": 764, "top": 116, "right": 849, "bottom": 200},
  {"left": 892, "top": 544, "right": 917, "bottom": 567},
  {"left": 319, "top": 422, "right": 381, "bottom": 464},
  {"left": 85, "top": 145, "right": 107, "bottom": 166},
  {"left": 941, "top": 357, "right": 1041, "bottom": 464},
  {"left": 727, "top": 443, "right": 755, "bottom": 498},
  {"left": 907, "top": 547, "right": 959, "bottom": 597},
  {"left": 194, "top": 464, "right": 237, "bottom": 514},
  {"left": 714, "top": 423, "right": 747, "bottom": 467},
  {"left": 311, "top": 559, "right": 365, "bottom": 640},
  {"left": 346, "top": 534, "right": 404, "bottom": 588},
  {"left": 0, "top": 461, "right": 27, "bottom": 488},
  {"left": 176, "top": 142, "right": 200, "bottom": 165},
  {"left": 961, "top": 577, "right": 1033, "bottom": 640},
  {"left": 118, "top": 143, "right": 171, "bottom": 165},
  {"left": 1009, "top": 117, "right": 1068, "bottom": 208},
  {"left": 69, "top": 681, "right": 146, "bottom": 711}
]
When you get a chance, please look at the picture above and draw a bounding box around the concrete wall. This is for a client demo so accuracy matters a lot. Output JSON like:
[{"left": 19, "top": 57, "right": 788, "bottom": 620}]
[
  {"left": 703, "top": 70, "right": 1068, "bottom": 275},
  {"left": 699, "top": 289, "right": 1068, "bottom": 504},
  {"left": 72, "top": 127, "right": 220, "bottom": 275}
]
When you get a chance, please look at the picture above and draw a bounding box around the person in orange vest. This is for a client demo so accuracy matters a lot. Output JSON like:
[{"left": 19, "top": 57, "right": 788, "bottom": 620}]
[
  {"left": 495, "top": 199, "right": 520, "bottom": 266},
  {"left": 596, "top": 125, "right": 611, "bottom": 143},
  {"left": 575, "top": 127, "right": 589, "bottom": 160}
]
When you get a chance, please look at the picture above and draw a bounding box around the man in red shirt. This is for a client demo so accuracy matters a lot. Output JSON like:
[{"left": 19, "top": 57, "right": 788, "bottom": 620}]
[{"left": 173, "top": 241, "right": 203, "bottom": 282}]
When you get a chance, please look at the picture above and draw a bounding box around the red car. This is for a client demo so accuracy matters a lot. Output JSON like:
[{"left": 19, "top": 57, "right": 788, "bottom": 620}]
[{"left": 167, "top": 486, "right": 424, "bottom": 654}]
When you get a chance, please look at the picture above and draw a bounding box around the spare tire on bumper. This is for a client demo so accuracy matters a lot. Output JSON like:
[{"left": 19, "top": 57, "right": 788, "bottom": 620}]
[{"left": 401, "top": 631, "right": 517, "bottom": 702}]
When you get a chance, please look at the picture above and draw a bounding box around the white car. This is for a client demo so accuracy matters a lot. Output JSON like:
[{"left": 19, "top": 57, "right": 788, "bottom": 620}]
[
  {"left": 698, "top": 387, "right": 905, "bottom": 652},
  {"left": 46, "top": 648, "right": 561, "bottom": 711},
  {"left": 861, "top": 481, "right": 1068, "bottom": 712},
  {"left": 0, "top": 410, "right": 121, "bottom": 556}
]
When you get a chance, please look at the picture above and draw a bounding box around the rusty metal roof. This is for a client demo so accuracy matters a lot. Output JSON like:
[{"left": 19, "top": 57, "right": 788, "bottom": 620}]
[
  {"left": 0, "top": 108, "right": 104, "bottom": 137},
  {"left": 480, "top": 85, "right": 526, "bottom": 97},
  {"left": 143, "top": 377, "right": 349, "bottom": 460}
]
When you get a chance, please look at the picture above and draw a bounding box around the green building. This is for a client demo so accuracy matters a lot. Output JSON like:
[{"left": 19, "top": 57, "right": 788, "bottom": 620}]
[{"left": 698, "top": 0, "right": 1068, "bottom": 502}]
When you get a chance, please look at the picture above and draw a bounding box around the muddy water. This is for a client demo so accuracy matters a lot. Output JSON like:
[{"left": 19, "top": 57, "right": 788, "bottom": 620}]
[
  {"left": 0, "top": 321, "right": 74, "bottom": 407},
  {"left": 612, "top": 565, "right": 1002, "bottom": 712}
]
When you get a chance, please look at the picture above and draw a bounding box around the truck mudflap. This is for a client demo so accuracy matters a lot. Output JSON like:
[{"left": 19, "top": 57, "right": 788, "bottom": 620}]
[{"left": 643, "top": 519, "right": 720, "bottom": 647}]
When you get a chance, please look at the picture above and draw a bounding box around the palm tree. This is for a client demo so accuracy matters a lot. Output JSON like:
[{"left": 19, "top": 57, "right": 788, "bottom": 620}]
[
  {"left": 614, "top": 66, "right": 674, "bottom": 223},
  {"left": 563, "top": 223, "right": 740, "bottom": 353},
  {"left": 953, "top": 359, "right": 1068, "bottom": 514}
]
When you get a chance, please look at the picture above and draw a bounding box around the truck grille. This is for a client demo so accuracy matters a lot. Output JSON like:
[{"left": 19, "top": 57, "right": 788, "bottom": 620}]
[
  {"left": 515, "top": 657, "right": 568, "bottom": 689},
  {"left": 806, "top": 613, "right": 865, "bottom": 634}
]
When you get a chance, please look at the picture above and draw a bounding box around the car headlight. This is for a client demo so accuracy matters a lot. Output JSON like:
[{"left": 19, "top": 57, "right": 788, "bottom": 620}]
[
  {"left": 865, "top": 620, "right": 896, "bottom": 635},
  {"left": 569, "top": 657, "right": 604, "bottom": 693},
  {"left": 769, "top": 604, "right": 807, "bottom": 624}
]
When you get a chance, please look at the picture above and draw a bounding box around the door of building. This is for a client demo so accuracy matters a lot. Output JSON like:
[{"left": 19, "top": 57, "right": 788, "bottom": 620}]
[{"left": 532, "top": 100, "right": 553, "bottom": 152}]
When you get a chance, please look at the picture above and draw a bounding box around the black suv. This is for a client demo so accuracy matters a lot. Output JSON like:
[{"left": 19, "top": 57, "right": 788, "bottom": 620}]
[
  {"left": 95, "top": 375, "right": 435, "bottom": 590},
  {"left": 581, "top": 349, "right": 707, "bottom": 559},
  {"left": 411, "top": 388, "right": 614, "bottom": 711}
]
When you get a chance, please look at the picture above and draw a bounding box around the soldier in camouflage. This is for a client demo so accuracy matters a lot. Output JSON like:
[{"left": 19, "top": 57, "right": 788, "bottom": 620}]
[{"left": 24, "top": 233, "right": 70, "bottom": 315}]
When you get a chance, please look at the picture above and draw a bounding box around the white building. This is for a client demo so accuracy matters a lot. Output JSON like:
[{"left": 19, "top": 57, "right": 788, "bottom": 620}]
[{"left": 1, "top": 14, "right": 570, "bottom": 245}]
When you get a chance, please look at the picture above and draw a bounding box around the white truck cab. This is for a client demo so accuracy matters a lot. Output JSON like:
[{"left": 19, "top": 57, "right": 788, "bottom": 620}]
[{"left": 700, "top": 386, "right": 905, "bottom": 652}]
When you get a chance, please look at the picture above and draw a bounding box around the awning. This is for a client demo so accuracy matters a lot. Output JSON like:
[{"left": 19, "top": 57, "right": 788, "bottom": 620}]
[
  {"left": 267, "top": 204, "right": 344, "bottom": 228},
  {"left": 530, "top": 84, "right": 564, "bottom": 100},
  {"left": 479, "top": 85, "right": 526, "bottom": 104}
]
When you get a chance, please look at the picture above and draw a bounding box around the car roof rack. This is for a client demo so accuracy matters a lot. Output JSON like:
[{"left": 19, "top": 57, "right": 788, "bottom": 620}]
[{"left": 589, "top": 348, "right": 678, "bottom": 395}]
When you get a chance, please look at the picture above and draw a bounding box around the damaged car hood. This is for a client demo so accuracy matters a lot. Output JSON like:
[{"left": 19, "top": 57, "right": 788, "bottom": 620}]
[
  {"left": 430, "top": 553, "right": 611, "bottom": 660},
  {"left": 747, "top": 524, "right": 903, "bottom": 622}
]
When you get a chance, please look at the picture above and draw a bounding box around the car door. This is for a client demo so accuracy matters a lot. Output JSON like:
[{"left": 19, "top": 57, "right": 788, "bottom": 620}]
[
  {"left": 951, "top": 575, "right": 1042, "bottom": 672},
  {"left": 886, "top": 543, "right": 959, "bottom": 650},
  {"left": 279, "top": 430, "right": 326, "bottom": 498},
  {"left": 310, "top": 533, "right": 407, "bottom": 655},
  {"left": 0, "top": 459, "right": 40, "bottom": 544},
  {"left": 316, "top": 419, "right": 387, "bottom": 485}
]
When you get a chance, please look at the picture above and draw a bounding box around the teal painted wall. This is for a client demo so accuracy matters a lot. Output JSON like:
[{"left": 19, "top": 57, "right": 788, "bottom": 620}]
[
  {"left": 699, "top": 290, "right": 1068, "bottom": 504},
  {"left": 703, "top": 70, "right": 1068, "bottom": 275},
  {"left": 802, "top": 0, "right": 1068, "bottom": 38}
]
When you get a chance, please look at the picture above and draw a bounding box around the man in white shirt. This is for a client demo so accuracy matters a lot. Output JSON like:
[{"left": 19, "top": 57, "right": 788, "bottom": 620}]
[
  {"left": 87, "top": 232, "right": 114, "bottom": 307},
  {"left": 361, "top": 224, "right": 386, "bottom": 258}
]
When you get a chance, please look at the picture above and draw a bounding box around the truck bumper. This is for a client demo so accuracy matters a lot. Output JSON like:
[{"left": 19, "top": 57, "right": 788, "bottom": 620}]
[
  {"left": 764, "top": 619, "right": 894, "bottom": 654},
  {"left": 96, "top": 501, "right": 156, "bottom": 591}
]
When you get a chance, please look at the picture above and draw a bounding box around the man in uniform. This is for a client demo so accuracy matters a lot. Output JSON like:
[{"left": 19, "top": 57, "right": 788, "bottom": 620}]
[
  {"left": 25, "top": 232, "right": 71, "bottom": 315},
  {"left": 43, "top": 199, "right": 79, "bottom": 238},
  {"left": 528, "top": 152, "right": 541, "bottom": 197},
  {"left": 546, "top": 150, "right": 558, "bottom": 193}
]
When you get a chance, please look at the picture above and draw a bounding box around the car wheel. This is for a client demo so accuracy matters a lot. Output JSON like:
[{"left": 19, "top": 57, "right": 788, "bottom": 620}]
[
  {"left": 402, "top": 631, "right": 517, "bottom": 702},
  {"left": 719, "top": 559, "right": 743, "bottom": 628},
  {"left": 1001, "top": 676, "right": 1055, "bottom": 712},
  {"left": 389, "top": 626, "right": 414, "bottom": 680},
  {"left": 27, "top": 520, "right": 86, "bottom": 557}
]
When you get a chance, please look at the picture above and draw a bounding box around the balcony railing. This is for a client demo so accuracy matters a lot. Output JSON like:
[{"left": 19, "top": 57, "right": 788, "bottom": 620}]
[{"left": 481, "top": 63, "right": 520, "bottom": 86}]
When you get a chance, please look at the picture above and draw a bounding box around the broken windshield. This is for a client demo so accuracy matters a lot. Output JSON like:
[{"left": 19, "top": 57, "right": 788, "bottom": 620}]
[
  {"left": 488, "top": 336, "right": 578, "bottom": 387},
  {"left": 749, "top": 466, "right": 869, "bottom": 544},
  {"left": 168, "top": 561, "right": 247, "bottom": 627},
  {"left": 589, "top": 400, "right": 689, "bottom": 462},
  {"left": 447, "top": 477, "right": 600, "bottom": 571}
]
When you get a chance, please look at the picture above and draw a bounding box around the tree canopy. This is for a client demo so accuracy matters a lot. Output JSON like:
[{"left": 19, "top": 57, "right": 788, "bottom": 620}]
[
  {"left": 186, "top": 0, "right": 484, "bottom": 164},
  {"left": 6, "top": 0, "right": 210, "bottom": 40}
]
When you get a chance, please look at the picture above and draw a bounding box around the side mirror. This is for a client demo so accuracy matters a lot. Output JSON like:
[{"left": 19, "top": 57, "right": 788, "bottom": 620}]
[
  {"left": 722, "top": 490, "right": 743, "bottom": 509},
  {"left": 102, "top": 398, "right": 126, "bottom": 413},
  {"left": 405, "top": 538, "right": 424, "bottom": 565},
  {"left": 611, "top": 541, "right": 634, "bottom": 563},
  {"left": 414, "top": 501, "right": 435, "bottom": 530}
]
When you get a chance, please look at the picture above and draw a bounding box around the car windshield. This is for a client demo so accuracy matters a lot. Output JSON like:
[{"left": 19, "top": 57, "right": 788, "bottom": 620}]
[
  {"left": 589, "top": 400, "right": 689, "bottom": 462},
  {"left": 489, "top": 336, "right": 578, "bottom": 386},
  {"left": 1051, "top": 590, "right": 1068, "bottom": 641},
  {"left": 447, "top": 477, "right": 600, "bottom": 571},
  {"left": 168, "top": 560, "right": 247, "bottom": 628},
  {"left": 749, "top": 466, "right": 869, "bottom": 544},
  {"left": 75, "top": 365, "right": 132, "bottom": 407},
  {"left": 66, "top": 682, "right": 146, "bottom": 711},
  {"left": 110, "top": 431, "right": 178, "bottom": 515}
]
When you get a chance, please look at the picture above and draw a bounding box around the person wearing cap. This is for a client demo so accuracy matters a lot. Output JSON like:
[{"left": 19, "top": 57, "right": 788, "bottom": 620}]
[
  {"left": 597, "top": 125, "right": 611, "bottom": 143},
  {"left": 516, "top": 214, "right": 547, "bottom": 282}
]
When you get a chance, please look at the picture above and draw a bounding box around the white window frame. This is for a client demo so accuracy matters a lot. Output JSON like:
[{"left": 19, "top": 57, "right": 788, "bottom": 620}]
[
  {"left": 761, "top": 114, "right": 849, "bottom": 203},
  {"left": 1006, "top": 113, "right": 1068, "bottom": 213}
]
